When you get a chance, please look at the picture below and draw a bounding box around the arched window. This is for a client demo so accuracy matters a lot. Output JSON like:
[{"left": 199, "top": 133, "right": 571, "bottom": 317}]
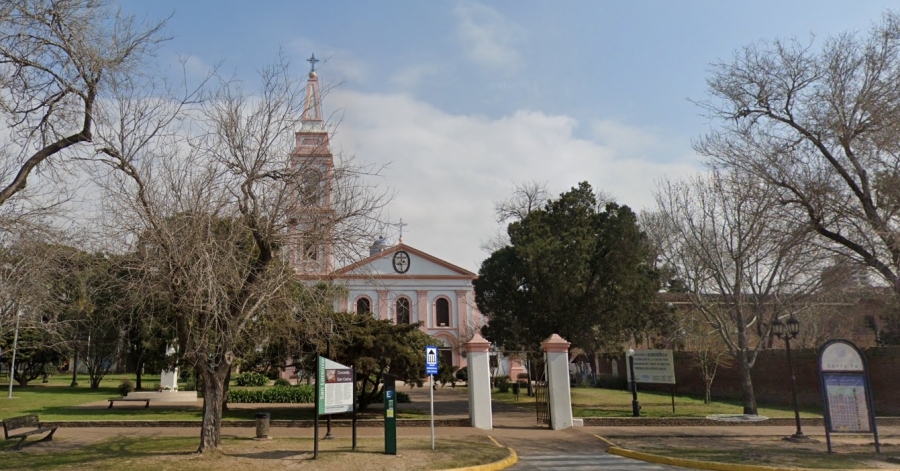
[
  {"left": 435, "top": 298, "right": 450, "bottom": 327},
  {"left": 395, "top": 297, "right": 411, "bottom": 324},
  {"left": 356, "top": 297, "right": 371, "bottom": 314}
]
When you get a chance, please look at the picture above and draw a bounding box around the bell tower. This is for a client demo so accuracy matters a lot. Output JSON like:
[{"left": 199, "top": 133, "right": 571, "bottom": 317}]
[{"left": 291, "top": 53, "right": 334, "bottom": 275}]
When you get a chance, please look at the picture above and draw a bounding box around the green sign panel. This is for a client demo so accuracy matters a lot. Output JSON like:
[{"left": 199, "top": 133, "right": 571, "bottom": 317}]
[
  {"left": 317, "top": 356, "right": 354, "bottom": 415},
  {"left": 384, "top": 373, "right": 397, "bottom": 455}
]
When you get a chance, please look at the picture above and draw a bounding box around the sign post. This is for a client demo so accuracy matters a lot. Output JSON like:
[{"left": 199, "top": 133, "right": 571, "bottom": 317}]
[
  {"left": 817, "top": 339, "right": 880, "bottom": 454},
  {"left": 383, "top": 373, "right": 397, "bottom": 455},
  {"left": 314, "top": 354, "right": 356, "bottom": 459},
  {"left": 425, "top": 346, "right": 439, "bottom": 450},
  {"left": 627, "top": 349, "right": 677, "bottom": 416}
]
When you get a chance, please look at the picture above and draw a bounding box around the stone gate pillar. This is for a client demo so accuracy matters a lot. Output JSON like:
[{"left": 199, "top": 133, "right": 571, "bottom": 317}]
[
  {"left": 542, "top": 334, "right": 574, "bottom": 430},
  {"left": 465, "top": 333, "right": 492, "bottom": 430}
]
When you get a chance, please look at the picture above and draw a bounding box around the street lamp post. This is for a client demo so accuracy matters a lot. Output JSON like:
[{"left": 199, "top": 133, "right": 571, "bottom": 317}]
[
  {"left": 7, "top": 310, "right": 21, "bottom": 399},
  {"left": 323, "top": 316, "right": 334, "bottom": 440},
  {"left": 627, "top": 347, "right": 640, "bottom": 417},
  {"left": 772, "top": 314, "right": 807, "bottom": 441}
]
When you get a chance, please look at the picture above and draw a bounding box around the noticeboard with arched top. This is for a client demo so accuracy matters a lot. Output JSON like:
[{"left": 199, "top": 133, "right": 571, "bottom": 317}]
[{"left": 817, "top": 339, "right": 880, "bottom": 454}]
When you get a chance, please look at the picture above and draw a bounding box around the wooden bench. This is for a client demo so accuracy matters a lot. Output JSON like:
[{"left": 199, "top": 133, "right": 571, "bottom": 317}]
[
  {"left": 108, "top": 397, "right": 151, "bottom": 408},
  {"left": 2, "top": 414, "right": 57, "bottom": 450}
]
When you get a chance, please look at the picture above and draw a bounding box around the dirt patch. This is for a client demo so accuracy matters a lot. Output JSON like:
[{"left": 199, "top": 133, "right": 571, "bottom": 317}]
[{"left": 611, "top": 435, "right": 900, "bottom": 470}]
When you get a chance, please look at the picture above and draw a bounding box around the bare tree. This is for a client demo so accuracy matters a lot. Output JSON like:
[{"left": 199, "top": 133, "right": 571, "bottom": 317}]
[
  {"left": 95, "top": 56, "right": 387, "bottom": 452},
  {"left": 696, "top": 11, "right": 900, "bottom": 299},
  {"left": 650, "top": 169, "right": 825, "bottom": 414},
  {"left": 0, "top": 0, "right": 167, "bottom": 221},
  {"left": 668, "top": 307, "right": 732, "bottom": 404}
]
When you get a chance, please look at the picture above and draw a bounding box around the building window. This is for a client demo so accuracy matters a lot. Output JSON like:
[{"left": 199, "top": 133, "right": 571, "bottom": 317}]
[
  {"left": 396, "top": 297, "right": 411, "bottom": 324},
  {"left": 356, "top": 297, "right": 371, "bottom": 314},
  {"left": 435, "top": 297, "right": 450, "bottom": 327}
]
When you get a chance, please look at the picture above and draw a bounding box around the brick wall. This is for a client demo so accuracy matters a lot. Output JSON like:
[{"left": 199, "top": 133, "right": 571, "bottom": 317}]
[{"left": 634, "top": 346, "right": 900, "bottom": 415}]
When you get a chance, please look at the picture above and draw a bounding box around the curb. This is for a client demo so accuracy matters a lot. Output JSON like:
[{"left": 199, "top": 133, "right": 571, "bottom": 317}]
[
  {"left": 606, "top": 446, "right": 898, "bottom": 471},
  {"left": 440, "top": 447, "right": 517, "bottom": 471},
  {"left": 580, "top": 417, "right": 900, "bottom": 427}
]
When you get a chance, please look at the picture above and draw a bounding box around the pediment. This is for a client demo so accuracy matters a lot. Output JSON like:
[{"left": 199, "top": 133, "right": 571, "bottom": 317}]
[{"left": 333, "top": 244, "right": 476, "bottom": 279}]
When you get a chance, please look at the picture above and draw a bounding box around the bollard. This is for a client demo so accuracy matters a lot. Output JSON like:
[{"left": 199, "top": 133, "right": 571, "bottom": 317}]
[{"left": 255, "top": 412, "right": 271, "bottom": 440}]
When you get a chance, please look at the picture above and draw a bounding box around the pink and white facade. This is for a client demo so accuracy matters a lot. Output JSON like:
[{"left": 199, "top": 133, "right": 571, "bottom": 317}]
[{"left": 332, "top": 241, "right": 486, "bottom": 368}]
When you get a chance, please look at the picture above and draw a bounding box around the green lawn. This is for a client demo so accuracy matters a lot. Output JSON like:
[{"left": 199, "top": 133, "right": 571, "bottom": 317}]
[
  {"left": 0, "top": 436, "right": 509, "bottom": 470},
  {"left": 1, "top": 374, "right": 426, "bottom": 422},
  {"left": 640, "top": 446, "right": 883, "bottom": 470},
  {"left": 489, "top": 386, "right": 823, "bottom": 418}
]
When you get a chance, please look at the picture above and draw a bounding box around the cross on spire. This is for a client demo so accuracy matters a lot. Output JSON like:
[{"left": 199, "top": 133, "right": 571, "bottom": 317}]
[
  {"left": 307, "top": 53, "right": 319, "bottom": 73},
  {"left": 393, "top": 218, "right": 408, "bottom": 242}
]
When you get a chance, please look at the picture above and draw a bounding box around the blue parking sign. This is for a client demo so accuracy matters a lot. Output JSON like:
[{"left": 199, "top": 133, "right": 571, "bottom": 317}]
[{"left": 425, "top": 346, "right": 439, "bottom": 375}]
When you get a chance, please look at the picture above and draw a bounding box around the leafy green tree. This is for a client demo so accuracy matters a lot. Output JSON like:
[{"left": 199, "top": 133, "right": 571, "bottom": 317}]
[
  {"left": 0, "top": 328, "right": 64, "bottom": 386},
  {"left": 476, "top": 182, "right": 662, "bottom": 354},
  {"left": 327, "top": 312, "right": 431, "bottom": 411}
]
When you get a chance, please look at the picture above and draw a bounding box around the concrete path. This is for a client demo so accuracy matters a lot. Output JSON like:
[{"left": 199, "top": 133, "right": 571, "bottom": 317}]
[
  {"left": 514, "top": 453, "right": 687, "bottom": 470},
  {"left": 406, "top": 384, "right": 691, "bottom": 470}
]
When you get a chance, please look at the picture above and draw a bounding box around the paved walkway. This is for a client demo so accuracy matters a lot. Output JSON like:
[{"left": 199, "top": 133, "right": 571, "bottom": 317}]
[{"left": 407, "top": 385, "right": 691, "bottom": 470}]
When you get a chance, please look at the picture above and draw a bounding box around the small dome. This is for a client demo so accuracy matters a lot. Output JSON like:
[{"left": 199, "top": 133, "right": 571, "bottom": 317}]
[
  {"left": 369, "top": 237, "right": 390, "bottom": 256},
  {"left": 309, "top": 71, "right": 317, "bottom": 79}
]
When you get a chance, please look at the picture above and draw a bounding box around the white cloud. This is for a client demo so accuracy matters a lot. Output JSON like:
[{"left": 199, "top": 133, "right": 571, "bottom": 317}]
[
  {"left": 390, "top": 63, "right": 444, "bottom": 90},
  {"left": 326, "top": 90, "right": 700, "bottom": 271},
  {"left": 453, "top": 2, "right": 525, "bottom": 73}
]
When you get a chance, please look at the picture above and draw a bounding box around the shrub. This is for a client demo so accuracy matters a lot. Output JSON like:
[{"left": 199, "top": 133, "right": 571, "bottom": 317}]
[
  {"left": 234, "top": 371, "right": 269, "bottom": 387},
  {"left": 118, "top": 379, "right": 134, "bottom": 396},
  {"left": 227, "top": 385, "right": 316, "bottom": 403},
  {"left": 455, "top": 366, "right": 468, "bottom": 382},
  {"left": 517, "top": 373, "right": 529, "bottom": 381},
  {"left": 496, "top": 375, "right": 511, "bottom": 393},
  {"left": 273, "top": 378, "right": 291, "bottom": 387}
]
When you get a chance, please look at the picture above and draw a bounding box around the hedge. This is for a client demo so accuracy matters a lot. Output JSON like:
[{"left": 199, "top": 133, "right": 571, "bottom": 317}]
[
  {"left": 234, "top": 372, "right": 269, "bottom": 387},
  {"left": 227, "top": 385, "right": 315, "bottom": 403},
  {"left": 226, "top": 385, "right": 412, "bottom": 404}
]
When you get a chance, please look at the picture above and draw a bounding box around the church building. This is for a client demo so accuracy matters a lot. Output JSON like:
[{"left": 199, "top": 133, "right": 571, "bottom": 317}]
[
  {"left": 331, "top": 237, "right": 486, "bottom": 368},
  {"left": 288, "top": 57, "right": 493, "bottom": 371}
]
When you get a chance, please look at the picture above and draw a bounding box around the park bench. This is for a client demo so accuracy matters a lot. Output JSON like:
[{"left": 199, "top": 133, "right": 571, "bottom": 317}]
[
  {"left": 2, "top": 414, "right": 57, "bottom": 450},
  {"left": 107, "top": 397, "right": 151, "bottom": 409}
]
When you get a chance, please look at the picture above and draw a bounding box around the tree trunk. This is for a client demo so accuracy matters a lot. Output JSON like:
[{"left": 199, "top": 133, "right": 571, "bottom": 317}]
[
  {"left": 198, "top": 367, "right": 227, "bottom": 453},
  {"left": 736, "top": 351, "right": 757, "bottom": 415},
  {"left": 135, "top": 359, "right": 143, "bottom": 391}
]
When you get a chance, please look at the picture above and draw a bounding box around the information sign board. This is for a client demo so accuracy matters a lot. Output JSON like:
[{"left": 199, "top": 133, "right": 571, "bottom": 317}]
[
  {"left": 818, "top": 339, "right": 880, "bottom": 454},
  {"left": 823, "top": 374, "right": 871, "bottom": 432},
  {"left": 426, "top": 346, "right": 439, "bottom": 375},
  {"left": 317, "top": 356, "right": 354, "bottom": 415},
  {"left": 628, "top": 349, "right": 676, "bottom": 384}
]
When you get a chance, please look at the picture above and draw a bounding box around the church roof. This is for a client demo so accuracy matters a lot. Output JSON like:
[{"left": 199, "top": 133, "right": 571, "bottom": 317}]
[{"left": 332, "top": 242, "right": 477, "bottom": 279}]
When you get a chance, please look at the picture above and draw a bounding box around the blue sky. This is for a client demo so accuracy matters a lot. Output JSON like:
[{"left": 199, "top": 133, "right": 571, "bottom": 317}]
[{"left": 118, "top": 1, "right": 900, "bottom": 270}]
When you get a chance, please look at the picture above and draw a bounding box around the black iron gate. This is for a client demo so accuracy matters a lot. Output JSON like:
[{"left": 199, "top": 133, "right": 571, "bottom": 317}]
[
  {"left": 533, "top": 354, "right": 550, "bottom": 426},
  {"left": 500, "top": 350, "right": 549, "bottom": 427},
  {"left": 534, "top": 379, "right": 549, "bottom": 425}
]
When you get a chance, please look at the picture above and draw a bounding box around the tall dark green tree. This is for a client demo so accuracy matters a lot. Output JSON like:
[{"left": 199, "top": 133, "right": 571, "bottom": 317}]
[
  {"left": 476, "top": 182, "right": 662, "bottom": 354},
  {"left": 327, "top": 312, "right": 431, "bottom": 411}
]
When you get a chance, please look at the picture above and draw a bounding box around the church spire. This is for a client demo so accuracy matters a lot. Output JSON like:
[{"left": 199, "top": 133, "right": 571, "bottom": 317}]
[{"left": 301, "top": 53, "right": 324, "bottom": 132}]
